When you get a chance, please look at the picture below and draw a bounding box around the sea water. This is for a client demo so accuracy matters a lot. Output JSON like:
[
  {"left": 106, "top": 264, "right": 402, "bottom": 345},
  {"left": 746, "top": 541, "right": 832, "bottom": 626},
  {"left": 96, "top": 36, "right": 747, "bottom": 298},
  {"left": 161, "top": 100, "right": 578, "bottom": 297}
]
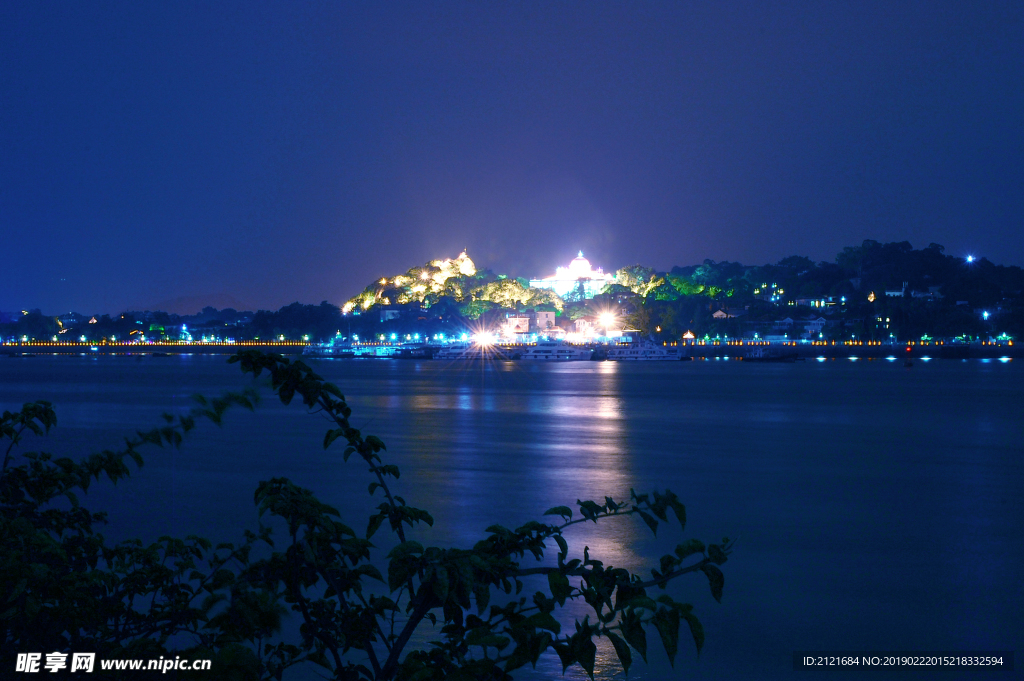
[{"left": 1, "top": 355, "right": 1020, "bottom": 679}]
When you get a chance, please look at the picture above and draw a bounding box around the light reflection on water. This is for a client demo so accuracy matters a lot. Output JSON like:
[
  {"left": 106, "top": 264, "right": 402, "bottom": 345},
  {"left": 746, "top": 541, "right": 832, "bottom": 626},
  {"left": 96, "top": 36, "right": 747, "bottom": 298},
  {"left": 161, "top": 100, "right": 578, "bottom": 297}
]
[{"left": 1, "top": 355, "right": 1021, "bottom": 680}]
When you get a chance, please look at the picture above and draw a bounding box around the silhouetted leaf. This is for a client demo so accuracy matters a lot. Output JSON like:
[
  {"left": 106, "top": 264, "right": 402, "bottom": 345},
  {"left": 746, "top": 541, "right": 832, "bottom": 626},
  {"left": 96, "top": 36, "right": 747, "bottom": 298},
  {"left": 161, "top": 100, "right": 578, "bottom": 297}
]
[
  {"left": 701, "top": 564, "right": 724, "bottom": 603},
  {"left": 652, "top": 608, "right": 680, "bottom": 666},
  {"left": 575, "top": 635, "right": 597, "bottom": 679},
  {"left": 323, "top": 428, "right": 344, "bottom": 450},
  {"left": 553, "top": 534, "right": 568, "bottom": 558},
  {"left": 668, "top": 498, "right": 687, "bottom": 529},
  {"left": 607, "top": 631, "right": 632, "bottom": 675},
  {"left": 637, "top": 510, "right": 658, "bottom": 535},
  {"left": 548, "top": 571, "right": 572, "bottom": 605},
  {"left": 553, "top": 642, "right": 575, "bottom": 672},
  {"left": 675, "top": 539, "right": 705, "bottom": 561},
  {"left": 544, "top": 506, "right": 572, "bottom": 521},
  {"left": 620, "top": 611, "right": 648, "bottom": 662},
  {"left": 683, "top": 612, "right": 705, "bottom": 655},
  {"left": 524, "top": 611, "right": 561, "bottom": 634},
  {"left": 366, "top": 513, "right": 385, "bottom": 539}
]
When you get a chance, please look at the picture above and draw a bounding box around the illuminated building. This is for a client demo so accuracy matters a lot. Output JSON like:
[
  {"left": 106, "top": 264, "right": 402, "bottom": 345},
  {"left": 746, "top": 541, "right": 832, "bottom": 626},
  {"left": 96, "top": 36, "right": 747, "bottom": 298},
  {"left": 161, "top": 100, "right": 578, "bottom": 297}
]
[
  {"left": 529, "top": 251, "right": 614, "bottom": 298},
  {"left": 503, "top": 316, "right": 530, "bottom": 335}
]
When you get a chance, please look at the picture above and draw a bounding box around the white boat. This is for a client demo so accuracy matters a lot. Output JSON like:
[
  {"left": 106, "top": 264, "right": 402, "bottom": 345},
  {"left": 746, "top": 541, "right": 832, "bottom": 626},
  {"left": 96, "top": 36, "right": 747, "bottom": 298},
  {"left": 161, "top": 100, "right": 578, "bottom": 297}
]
[
  {"left": 434, "top": 342, "right": 472, "bottom": 360},
  {"left": 303, "top": 340, "right": 355, "bottom": 358},
  {"left": 606, "top": 339, "right": 684, "bottom": 361},
  {"left": 433, "top": 342, "right": 520, "bottom": 360},
  {"left": 303, "top": 341, "right": 396, "bottom": 358},
  {"left": 521, "top": 340, "right": 593, "bottom": 361}
]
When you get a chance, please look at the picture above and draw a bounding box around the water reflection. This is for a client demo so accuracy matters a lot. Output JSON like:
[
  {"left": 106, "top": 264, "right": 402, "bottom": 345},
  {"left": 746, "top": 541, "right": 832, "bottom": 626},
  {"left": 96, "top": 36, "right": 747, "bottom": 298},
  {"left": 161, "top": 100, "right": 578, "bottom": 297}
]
[
  {"left": 536, "top": 363, "right": 637, "bottom": 569},
  {"left": 379, "top": 363, "right": 642, "bottom": 574}
]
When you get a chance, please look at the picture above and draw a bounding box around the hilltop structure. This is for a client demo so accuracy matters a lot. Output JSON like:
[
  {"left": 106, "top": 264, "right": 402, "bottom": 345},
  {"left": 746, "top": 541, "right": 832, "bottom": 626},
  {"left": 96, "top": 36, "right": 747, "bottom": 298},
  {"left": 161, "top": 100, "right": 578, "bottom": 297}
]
[{"left": 529, "top": 252, "right": 614, "bottom": 299}]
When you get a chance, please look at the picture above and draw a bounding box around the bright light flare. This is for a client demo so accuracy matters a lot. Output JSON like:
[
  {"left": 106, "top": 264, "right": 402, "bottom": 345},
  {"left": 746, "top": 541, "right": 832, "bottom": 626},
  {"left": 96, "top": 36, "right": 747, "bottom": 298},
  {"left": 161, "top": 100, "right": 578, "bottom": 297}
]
[{"left": 473, "top": 332, "right": 496, "bottom": 346}]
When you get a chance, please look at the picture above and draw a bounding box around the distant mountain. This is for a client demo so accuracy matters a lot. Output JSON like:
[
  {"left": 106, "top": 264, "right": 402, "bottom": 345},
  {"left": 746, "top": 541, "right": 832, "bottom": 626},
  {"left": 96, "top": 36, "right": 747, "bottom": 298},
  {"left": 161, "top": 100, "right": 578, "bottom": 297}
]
[{"left": 132, "top": 294, "right": 255, "bottom": 316}]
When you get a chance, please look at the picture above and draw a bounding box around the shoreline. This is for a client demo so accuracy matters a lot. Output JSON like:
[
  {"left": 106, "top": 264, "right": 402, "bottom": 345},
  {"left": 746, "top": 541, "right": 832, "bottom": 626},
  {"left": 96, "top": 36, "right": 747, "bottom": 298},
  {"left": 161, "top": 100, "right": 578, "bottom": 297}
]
[{"left": 3, "top": 340, "right": 1017, "bottom": 360}]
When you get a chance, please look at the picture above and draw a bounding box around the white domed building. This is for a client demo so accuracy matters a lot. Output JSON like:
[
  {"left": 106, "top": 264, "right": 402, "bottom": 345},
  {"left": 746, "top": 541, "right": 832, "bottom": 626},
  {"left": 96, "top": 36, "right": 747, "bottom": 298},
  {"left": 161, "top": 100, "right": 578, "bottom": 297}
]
[{"left": 529, "top": 252, "right": 614, "bottom": 298}]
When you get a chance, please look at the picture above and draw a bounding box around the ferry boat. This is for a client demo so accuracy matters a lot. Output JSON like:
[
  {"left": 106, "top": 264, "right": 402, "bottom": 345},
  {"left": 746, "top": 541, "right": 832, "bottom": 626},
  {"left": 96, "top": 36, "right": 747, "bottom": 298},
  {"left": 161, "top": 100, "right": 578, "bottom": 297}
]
[
  {"left": 303, "top": 341, "right": 396, "bottom": 358},
  {"left": 433, "top": 343, "right": 520, "bottom": 360},
  {"left": 521, "top": 340, "right": 593, "bottom": 361},
  {"left": 393, "top": 344, "right": 438, "bottom": 359},
  {"left": 606, "top": 339, "right": 685, "bottom": 361},
  {"left": 433, "top": 342, "right": 471, "bottom": 360},
  {"left": 303, "top": 340, "right": 355, "bottom": 358}
]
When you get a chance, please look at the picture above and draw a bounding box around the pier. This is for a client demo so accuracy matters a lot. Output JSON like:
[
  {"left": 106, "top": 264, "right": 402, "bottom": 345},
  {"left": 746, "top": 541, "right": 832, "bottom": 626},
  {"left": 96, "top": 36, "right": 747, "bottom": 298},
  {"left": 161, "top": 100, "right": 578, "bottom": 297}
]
[{"left": 2, "top": 341, "right": 307, "bottom": 356}]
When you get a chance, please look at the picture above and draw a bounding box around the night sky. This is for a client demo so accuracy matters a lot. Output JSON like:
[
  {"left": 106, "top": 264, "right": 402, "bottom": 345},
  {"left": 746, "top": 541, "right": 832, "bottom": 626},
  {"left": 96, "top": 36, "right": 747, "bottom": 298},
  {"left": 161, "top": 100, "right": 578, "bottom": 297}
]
[{"left": 3, "top": 2, "right": 1022, "bottom": 314}]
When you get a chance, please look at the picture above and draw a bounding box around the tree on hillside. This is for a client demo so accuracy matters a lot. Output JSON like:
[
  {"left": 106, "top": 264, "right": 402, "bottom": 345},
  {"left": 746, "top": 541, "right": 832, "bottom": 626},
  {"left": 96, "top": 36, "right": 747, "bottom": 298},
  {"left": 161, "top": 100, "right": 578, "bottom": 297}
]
[
  {"left": 474, "top": 278, "right": 533, "bottom": 308},
  {"left": 625, "top": 302, "right": 653, "bottom": 336},
  {"left": 613, "top": 265, "right": 656, "bottom": 292},
  {"left": 249, "top": 302, "right": 343, "bottom": 341},
  {"left": 665, "top": 274, "right": 705, "bottom": 297}
]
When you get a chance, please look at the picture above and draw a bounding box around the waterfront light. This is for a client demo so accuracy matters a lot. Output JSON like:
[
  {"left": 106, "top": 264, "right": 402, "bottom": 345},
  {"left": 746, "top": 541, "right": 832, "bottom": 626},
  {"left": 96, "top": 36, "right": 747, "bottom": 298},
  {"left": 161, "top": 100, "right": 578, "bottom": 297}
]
[{"left": 473, "top": 332, "right": 495, "bottom": 346}]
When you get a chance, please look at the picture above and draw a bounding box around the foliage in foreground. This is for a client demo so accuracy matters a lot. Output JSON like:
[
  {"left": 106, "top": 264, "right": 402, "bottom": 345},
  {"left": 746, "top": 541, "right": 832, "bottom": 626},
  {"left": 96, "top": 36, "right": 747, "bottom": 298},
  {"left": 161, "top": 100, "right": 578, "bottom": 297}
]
[{"left": 1, "top": 351, "right": 731, "bottom": 679}]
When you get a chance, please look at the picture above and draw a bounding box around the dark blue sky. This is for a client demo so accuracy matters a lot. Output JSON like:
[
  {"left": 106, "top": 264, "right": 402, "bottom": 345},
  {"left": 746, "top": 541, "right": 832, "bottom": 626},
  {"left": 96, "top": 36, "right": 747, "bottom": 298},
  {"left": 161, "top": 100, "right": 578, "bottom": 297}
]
[{"left": 3, "top": 1, "right": 1022, "bottom": 313}]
